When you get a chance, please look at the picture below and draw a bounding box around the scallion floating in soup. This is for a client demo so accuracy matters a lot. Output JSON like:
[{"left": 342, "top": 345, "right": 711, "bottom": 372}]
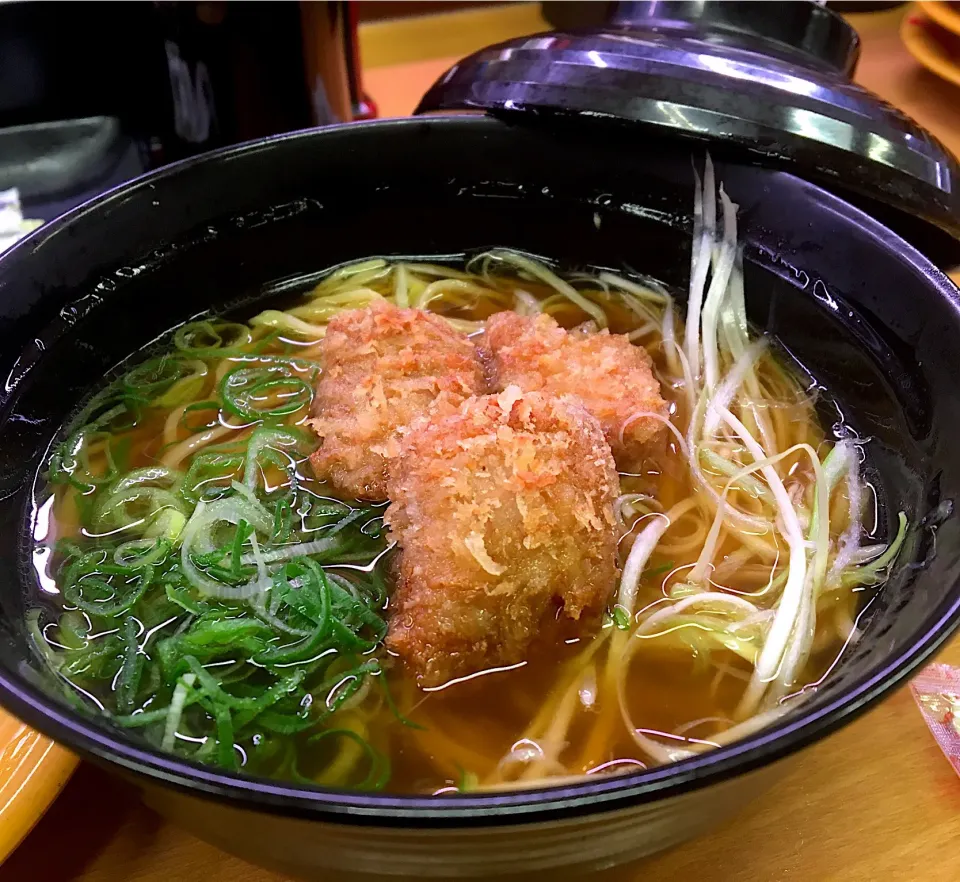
[{"left": 27, "top": 162, "right": 907, "bottom": 794}]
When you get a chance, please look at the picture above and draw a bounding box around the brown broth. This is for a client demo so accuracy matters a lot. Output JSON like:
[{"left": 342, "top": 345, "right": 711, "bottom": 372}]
[{"left": 35, "top": 258, "right": 859, "bottom": 794}]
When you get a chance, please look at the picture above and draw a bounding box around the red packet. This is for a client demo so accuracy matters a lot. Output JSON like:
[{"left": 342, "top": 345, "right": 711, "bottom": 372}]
[{"left": 911, "top": 663, "right": 960, "bottom": 775}]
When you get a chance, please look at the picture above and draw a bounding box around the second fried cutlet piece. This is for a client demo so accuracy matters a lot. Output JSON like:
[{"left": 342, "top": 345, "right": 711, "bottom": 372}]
[{"left": 484, "top": 311, "right": 667, "bottom": 472}]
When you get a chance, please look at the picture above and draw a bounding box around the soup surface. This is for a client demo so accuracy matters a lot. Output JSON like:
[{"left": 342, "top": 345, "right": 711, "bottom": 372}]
[{"left": 27, "top": 173, "right": 906, "bottom": 793}]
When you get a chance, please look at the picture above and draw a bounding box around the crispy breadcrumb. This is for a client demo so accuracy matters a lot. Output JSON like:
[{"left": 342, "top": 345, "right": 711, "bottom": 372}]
[
  {"left": 484, "top": 311, "right": 667, "bottom": 471},
  {"left": 385, "top": 387, "right": 619, "bottom": 687},
  {"left": 308, "top": 302, "right": 486, "bottom": 500}
]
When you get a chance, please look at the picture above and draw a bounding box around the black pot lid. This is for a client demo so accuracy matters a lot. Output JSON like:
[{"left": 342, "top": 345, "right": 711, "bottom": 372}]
[{"left": 416, "top": 1, "right": 960, "bottom": 247}]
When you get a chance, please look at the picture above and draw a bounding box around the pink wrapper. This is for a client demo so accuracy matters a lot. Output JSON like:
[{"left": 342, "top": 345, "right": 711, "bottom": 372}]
[{"left": 911, "top": 663, "right": 960, "bottom": 776}]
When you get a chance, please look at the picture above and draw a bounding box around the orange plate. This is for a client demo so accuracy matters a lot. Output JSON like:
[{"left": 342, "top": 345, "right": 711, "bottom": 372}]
[
  {"left": 0, "top": 707, "right": 77, "bottom": 863},
  {"left": 901, "top": 6, "right": 960, "bottom": 87},
  {"left": 918, "top": 0, "right": 960, "bottom": 35}
]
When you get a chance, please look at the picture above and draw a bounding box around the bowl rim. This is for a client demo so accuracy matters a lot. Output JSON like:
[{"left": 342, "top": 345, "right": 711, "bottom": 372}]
[{"left": 1, "top": 115, "right": 959, "bottom": 827}]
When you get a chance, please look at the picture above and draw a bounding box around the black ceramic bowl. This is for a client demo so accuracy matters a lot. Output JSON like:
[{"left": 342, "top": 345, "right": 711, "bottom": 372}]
[{"left": 0, "top": 117, "right": 958, "bottom": 879}]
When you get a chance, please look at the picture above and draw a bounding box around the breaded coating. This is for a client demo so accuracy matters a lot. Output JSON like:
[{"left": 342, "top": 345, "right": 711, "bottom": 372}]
[
  {"left": 385, "top": 387, "right": 619, "bottom": 687},
  {"left": 484, "top": 311, "right": 667, "bottom": 472},
  {"left": 308, "top": 302, "right": 486, "bottom": 500}
]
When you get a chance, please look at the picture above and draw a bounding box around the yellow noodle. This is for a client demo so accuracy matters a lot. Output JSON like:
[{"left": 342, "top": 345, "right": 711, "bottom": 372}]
[
  {"left": 161, "top": 423, "right": 244, "bottom": 468},
  {"left": 163, "top": 404, "right": 189, "bottom": 447}
]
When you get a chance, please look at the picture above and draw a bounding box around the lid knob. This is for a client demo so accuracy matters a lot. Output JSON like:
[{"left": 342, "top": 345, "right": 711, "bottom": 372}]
[{"left": 609, "top": 1, "right": 860, "bottom": 76}]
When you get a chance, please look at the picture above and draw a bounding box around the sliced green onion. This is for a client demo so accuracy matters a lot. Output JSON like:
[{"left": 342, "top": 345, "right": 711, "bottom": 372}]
[
  {"left": 94, "top": 486, "right": 185, "bottom": 535},
  {"left": 174, "top": 321, "right": 253, "bottom": 356},
  {"left": 231, "top": 669, "right": 308, "bottom": 730},
  {"left": 181, "top": 401, "right": 222, "bottom": 433},
  {"left": 175, "top": 614, "right": 274, "bottom": 664},
  {"left": 699, "top": 447, "right": 771, "bottom": 501},
  {"left": 165, "top": 583, "right": 207, "bottom": 615},
  {"left": 394, "top": 263, "right": 409, "bottom": 308},
  {"left": 243, "top": 426, "right": 311, "bottom": 490},
  {"left": 699, "top": 189, "right": 739, "bottom": 393},
  {"left": 49, "top": 429, "right": 121, "bottom": 492},
  {"left": 63, "top": 568, "right": 152, "bottom": 617},
  {"left": 239, "top": 537, "right": 338, "bottom": 567},
  {"left": 123, "top": 357, "right": 200, "bottom": 402},
  {"left": 181, "top": 452, "right": 244, "bottom": 505},
  {"left": 457, "top": 768, "right": 480, "bottom": 792},
  {"left": 114, "top": 706, "right": 176, "bottom": 728},
  {"left": 272, "top": 498, "right": 294, "bottom": 543},
  {"left": 116, "top": 617, "right": 144, "bottom": 714},
  {"left": 257, "top": 710, "right": 317, "bottom": 735},
  {"left": 684, "top": 157, "right": 713, "bottom": 381},
  {"left": 111, "top": 466, "right": 181, "bottom": 495},
  {"left": 113, "top": 538, "right": 172, "bottom": 569},
  {"left": 255, "top": 562, "right": 332, "bottom": 665},
  {"left": 57, "top": 610, "right": 89, "bottom": 651},
  {"left": 617, "top": 514, "right": 672, "bottom": 617},
  {"left": 26, "top": 608, "right": 63, "bottom": 671},
  {"left": 315, "top": 660, "right": 379, "bottom": 722},
  {"left": 214, "top": 704, "right": 237, "bottom": 770},
  {"left": 93, "top": 468, "right": 186, "bottom": 535},
  {"left": 157, "top": 362, "right": 209, "bottom": 408},
  {"left": 219, "top": 365, "right": 313, "bottom": 421},
  {"left": 145, "top": 508, "right": 187, "bottom": 542},
  {"left": 60, "top": 633, "right": 125, "bottom": 679},
  {"left": 162, "top": 672, "right": 197, "bottom": 750},
  {"left": 179, "top": 496, "right": 272, "bottom": 599}
]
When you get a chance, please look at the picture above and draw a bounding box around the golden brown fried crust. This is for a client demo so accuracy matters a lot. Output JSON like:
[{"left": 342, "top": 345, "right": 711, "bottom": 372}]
[
  {"left": 307, "top": 302, "right": 486, "bottom": 500},
  {"left": 385, "top": 388, "right": 620, "bottom": 687},
  {"left": 484, "top": 311, "right": 668, "bottom": 472}
]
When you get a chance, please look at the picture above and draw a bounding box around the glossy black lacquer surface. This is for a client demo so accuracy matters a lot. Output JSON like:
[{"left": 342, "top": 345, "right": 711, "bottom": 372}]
[
  {"left": 0, "top": 117, "right": 958, "bottom": 825},
  {"left": 417, "top": 3, "right": 960, "bottom": 263}
]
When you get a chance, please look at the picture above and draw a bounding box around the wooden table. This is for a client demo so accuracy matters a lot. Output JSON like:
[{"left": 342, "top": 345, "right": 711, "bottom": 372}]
[{"left": 5, "top": 6, "right": 960, "bottom": 882}]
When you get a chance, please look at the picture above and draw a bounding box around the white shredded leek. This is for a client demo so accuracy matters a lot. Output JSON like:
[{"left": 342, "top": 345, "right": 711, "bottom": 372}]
[
  {"left": 703, "top": 337, "right": 768, "bottom": 437},
  {"left": 700, "top": 189, "right": 739, "bottom": 394},
  {"left": 684, "top": 162, "right": 712, "bottom": 381},
  {"left": 597, "top": 271, "right": 670, "bottom": 306},
  {"left": 723, "top": 406, "right": 809, "bottom": 718},
  {"left": 486, "top": 250, "right": 608, "bottom": 328},
  {"left": 698, "top": 448, "right": 771, "bottom": 502},
  {"left": 617, "top": 515, "right": 671, "bottom": 618},
  {"left": 617, "top": 499, "right": 698, "bottom": 616}
]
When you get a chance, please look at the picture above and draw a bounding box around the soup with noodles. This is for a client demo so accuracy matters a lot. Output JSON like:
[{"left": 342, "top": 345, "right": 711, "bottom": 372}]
[{"left": 27, "top": 167, "right": 907, "bottom": 794}]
